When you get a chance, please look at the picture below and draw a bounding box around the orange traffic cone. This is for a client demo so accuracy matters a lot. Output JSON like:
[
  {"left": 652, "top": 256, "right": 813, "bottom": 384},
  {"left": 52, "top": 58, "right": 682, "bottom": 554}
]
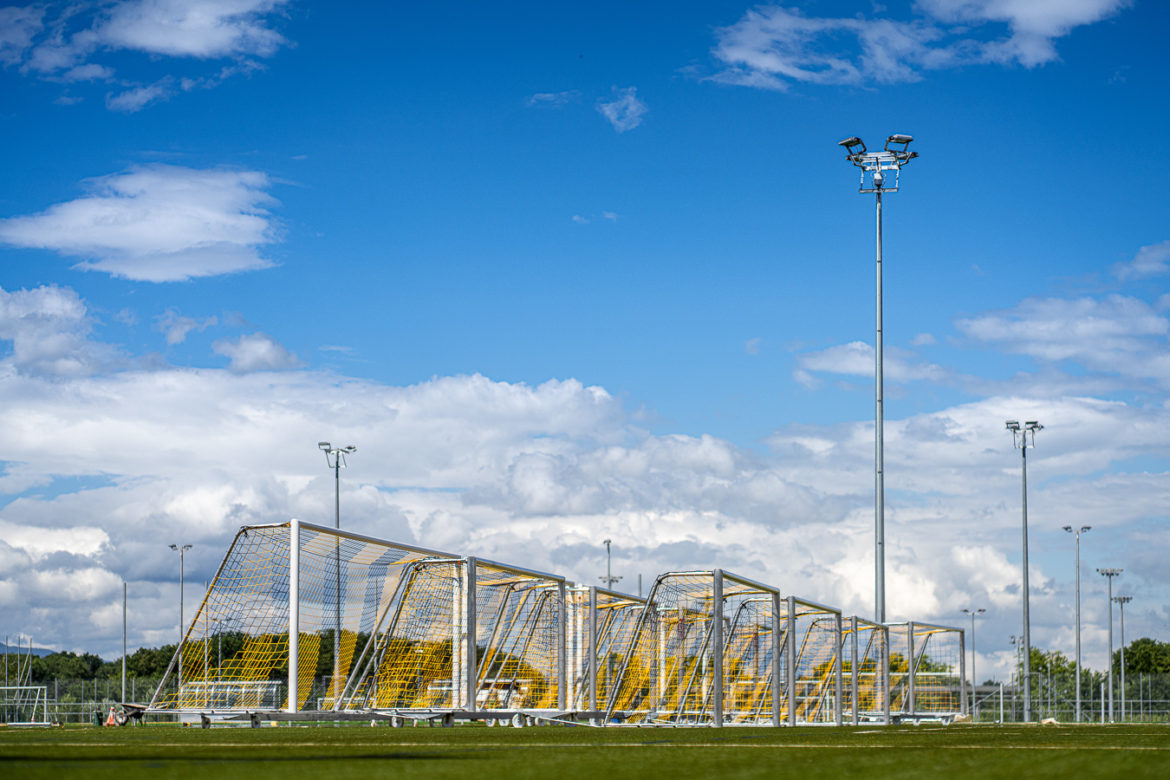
[{"left": 104, "top": 707, "right": 118, "bottom": 727}]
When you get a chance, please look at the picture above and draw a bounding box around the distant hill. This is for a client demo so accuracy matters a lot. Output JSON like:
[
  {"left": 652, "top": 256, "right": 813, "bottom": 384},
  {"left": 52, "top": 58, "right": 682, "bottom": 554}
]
[{"left": 1, "top": 641, "right": 55, "bottom": 657}]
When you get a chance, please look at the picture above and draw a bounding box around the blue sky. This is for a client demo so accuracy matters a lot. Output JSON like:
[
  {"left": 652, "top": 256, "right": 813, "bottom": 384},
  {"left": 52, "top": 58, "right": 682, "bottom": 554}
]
[{"left": 1, "top": 0, "right": 1168, "bottom": 680}]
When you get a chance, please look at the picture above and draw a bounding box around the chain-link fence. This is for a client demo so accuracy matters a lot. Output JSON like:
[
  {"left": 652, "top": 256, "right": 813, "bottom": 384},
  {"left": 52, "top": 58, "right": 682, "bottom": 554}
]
[{"left": 970, "top": 673, "right": 1170, "bottom": 723}]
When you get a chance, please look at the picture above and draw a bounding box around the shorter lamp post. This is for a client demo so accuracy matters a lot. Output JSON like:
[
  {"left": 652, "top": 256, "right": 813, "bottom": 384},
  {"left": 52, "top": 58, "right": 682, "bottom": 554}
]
[
  {"left": 1097, "top": 567, "right": 1122, "bottom": 722},
  {"left": 961, "top": 608, "right": 985, "bottom": 718},
  {"left": 1062, "top": 525, "right": 1091, "bottom": 721},
  {"left": 601, "top": 539, "right": 622, "bottom": 589},
  {"left": 1114, "top": 595, "right": 1132, "bottom": 721},
  {"left": 169, "top": 543, "right": 193, "bottom": 690}
]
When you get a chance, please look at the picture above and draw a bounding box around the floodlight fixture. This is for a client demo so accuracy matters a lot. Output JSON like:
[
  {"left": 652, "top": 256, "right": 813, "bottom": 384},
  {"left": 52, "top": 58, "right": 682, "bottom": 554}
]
[
  {"left": 1005, "top": 420, "right": 1020, "bottom": 431},
  {"left": 837, "top": 132, "right": 919, "bottom": 628}
]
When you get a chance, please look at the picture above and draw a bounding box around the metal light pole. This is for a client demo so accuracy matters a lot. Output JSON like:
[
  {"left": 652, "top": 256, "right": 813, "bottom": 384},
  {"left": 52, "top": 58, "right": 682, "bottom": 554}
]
[
  {"left": 1114, "top": 595, "right": 1132, "bottom": 721},
  {"left": 839, "top": 134, "right": 917, "bottom": 625},
  {"left": 1097, "top": 567, "right": 1121, "bottom": 722},
  {"left": 600, "top": 539, "right": 622, "bottom": 589},
  {"left": 122, "top": 581, "right": 127, "bottom": 703},
  {"left": 169, "top": 543, "right": 192, "bottom": 690},
  {"left": 319, "top": 441, "right": 355, "bottom": 703},
  {"left": 1005, "top": 419, "right": 1042, "bottom": 721},
  {"left": 962, "top": 608, "right": 985, "bottom": 718},
  {"left": 1062, "top": 525, "right": 1091, "bottom": 721}
]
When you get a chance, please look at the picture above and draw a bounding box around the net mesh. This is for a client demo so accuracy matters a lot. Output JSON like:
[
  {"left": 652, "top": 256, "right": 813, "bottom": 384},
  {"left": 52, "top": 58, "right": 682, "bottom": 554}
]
[{"left": 149, "top": 523, "right": 963, "bottom": 723}]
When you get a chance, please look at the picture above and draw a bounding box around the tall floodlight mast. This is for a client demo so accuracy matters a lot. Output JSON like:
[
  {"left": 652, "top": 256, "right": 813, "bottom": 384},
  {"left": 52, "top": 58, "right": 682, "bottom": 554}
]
[
  {"left": 838, "top": 134, "right": 918, "bottom": 625},
  {"left": 319, "top": 441, "right": 356, "bottom": 704},
  {"left": 1062, "top": 524, "right": 1091, "bottom": 721},
  {"left": 1005, "top": 419, "right": 1042, "bottom": 721}
]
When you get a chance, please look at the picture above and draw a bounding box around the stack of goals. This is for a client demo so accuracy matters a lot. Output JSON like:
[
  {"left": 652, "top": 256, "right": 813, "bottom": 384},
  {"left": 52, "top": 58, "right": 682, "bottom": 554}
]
[{"left": 147, "top": 520, "right": 965, "bottom": 726}]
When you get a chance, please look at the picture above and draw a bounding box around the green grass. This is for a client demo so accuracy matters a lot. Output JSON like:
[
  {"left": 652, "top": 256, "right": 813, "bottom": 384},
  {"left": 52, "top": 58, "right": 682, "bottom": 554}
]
[{"left": 2, "top": 723, "right": 1169, "bottom": 779}]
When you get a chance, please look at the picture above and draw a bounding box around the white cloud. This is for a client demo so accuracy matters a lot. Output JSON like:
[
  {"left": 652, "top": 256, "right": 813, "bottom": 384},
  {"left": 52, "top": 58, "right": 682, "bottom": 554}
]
[
  {"left": 911, "top": 332, "right": 937, "bottom": 346},
  {"left": 156, "top": 308, "right": 217, "bottom": 346},
  {"left": 105, "top": 77, "right": 173, "bottom": 112},
  {"left": 12, "top": 1, "right": 289, "bottom": 109},
  {"left": 957, "top": 295, "right": 1170, "bottom": 386},
  {"left": 0, "top": 284, "right": 119, "bottom": 376},
  {"left": 1, "top": 282, "right": 1168, "bottom": 675},
  {"left": 1114, "top": 240, "right": 1170, "bottom": 280},
  {"left": 526, "top": 90, "right": 578, "bottom": 107},
  {"left": 96, "top": 0, "right": 288, "bottom": 59},
  {"left": 571, "top": 214, "right": 589, "bottom": 224},
  {"left": 212, "top": 332, "right": 301, "bottom": 372},
  {"left": 745, "top": 337, "right": 762, "bottom": 355},
  {"left": 796, "top": 340, "right": 950, "bottom": 383},
  {"left": 709, "top": 2, "right": 1130, "bottom": 90},
  {"left": 0, "top": 6, "right": 45, "bottom": 65},
  {"left": 0, "top": 164, "right": 278, "bottom": 282},
  {"left": 597, "top": 86, "right": 647, "bottom": 133}
]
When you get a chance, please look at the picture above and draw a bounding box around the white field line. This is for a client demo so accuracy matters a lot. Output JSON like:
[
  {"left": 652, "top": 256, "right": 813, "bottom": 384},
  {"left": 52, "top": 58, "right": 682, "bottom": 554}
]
[{"left": 3, "top": 742, "right": 1169, "bottom": 751}]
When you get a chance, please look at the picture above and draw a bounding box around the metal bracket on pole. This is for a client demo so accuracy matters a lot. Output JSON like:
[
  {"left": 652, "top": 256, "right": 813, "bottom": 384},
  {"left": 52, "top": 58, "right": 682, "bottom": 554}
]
[{"left": 288, "top": 519, "right": 300, "bottom": 713}]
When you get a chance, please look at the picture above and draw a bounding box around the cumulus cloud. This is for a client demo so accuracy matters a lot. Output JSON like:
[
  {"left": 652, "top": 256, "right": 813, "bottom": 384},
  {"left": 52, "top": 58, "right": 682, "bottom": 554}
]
[
  {"left": 1114, "top": 240, "right": 1170, "bottom": 281},
  {"left": 597, "top": 86, "right": 647, "bottom": 133},
  {"left": 957, "top": 295, "right": 1170, "bottom": 386},
  {"left": 10, "top": 0, "right": 289, "bottom": 108},
  {"left": 156, "top": 308, "right": 217, "bottom": 346},
  {"left": 0, "top": 164, "right": 279, "bottom": 281},
  {"left": 1, "top": 281, "right": 1167, "bottom": 674},
  {"left": 212, "top": 332, "right": 301, "bottom": 371},
  {"left": 526, "top": 90, "right": 578, "bottom": 107},
  {"left": 0, "top": 6, "right": 45, "bottom": 65},
  {"left": 796, "top": 341, "right": 950, "bottom": 383},
  {"left": 709, "top": 1, "right": 1130, "bottom": 90},
  {"left": 0, "top": 284, "right": 119, "bottom": 376}
]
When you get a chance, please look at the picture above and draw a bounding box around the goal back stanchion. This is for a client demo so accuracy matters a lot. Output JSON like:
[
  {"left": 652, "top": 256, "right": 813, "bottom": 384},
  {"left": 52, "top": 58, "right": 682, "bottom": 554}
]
[
  {"left": 886, "top": 621, "right": 963, "bottom": 720},
  {"left": 843, "top": 617, "right": 889, "bottom": 723},
  {"left": 783, "top": 597, "right": 844, "bottom": 725}
]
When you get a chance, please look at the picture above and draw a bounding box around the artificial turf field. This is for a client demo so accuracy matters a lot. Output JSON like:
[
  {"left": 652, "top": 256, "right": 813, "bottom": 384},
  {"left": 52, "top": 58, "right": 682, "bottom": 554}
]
[{"left": 2, "top": 723, "right": 1168, "bottom": 779}]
